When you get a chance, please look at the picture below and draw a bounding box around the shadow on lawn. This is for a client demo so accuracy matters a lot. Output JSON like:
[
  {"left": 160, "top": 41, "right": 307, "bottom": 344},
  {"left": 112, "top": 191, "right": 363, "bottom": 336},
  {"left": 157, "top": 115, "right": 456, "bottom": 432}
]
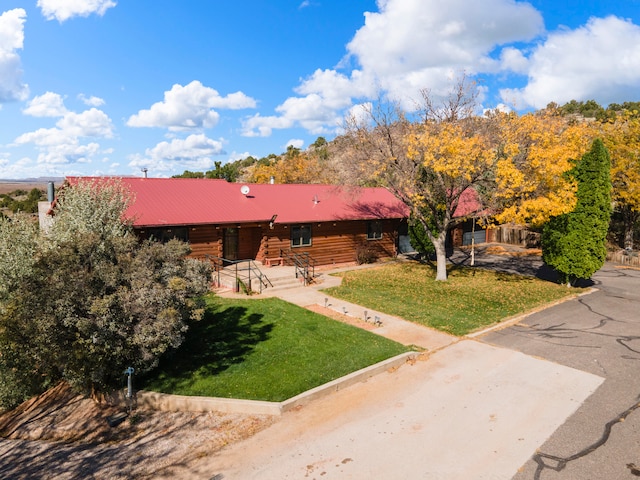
[
  {"left": 447, "top": 247, "right": 595, "bottom": 287},
  {"left": 142, "top": 305, "right": 274, "bottom": 389}
]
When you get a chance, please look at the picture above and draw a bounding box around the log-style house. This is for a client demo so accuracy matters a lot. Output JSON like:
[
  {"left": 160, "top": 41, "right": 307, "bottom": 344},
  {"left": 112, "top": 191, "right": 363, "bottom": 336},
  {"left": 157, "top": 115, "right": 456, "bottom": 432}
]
[{"left": 66, "top": 177, "right": 409, "bottom": 267}]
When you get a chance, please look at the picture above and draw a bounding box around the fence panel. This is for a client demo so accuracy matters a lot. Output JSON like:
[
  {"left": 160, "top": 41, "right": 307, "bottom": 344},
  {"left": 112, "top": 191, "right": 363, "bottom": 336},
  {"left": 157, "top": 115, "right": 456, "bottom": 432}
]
[
  {"left": 492, "top": 226, "right": 540, "bottom": 248},
  {"left": 607, "top": 251, "right": 640, "bottom": 267}
]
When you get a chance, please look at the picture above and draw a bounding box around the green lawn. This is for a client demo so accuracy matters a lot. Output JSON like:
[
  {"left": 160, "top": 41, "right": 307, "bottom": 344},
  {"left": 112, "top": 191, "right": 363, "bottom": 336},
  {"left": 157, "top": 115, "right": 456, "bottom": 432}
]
[
  {"left": 142, "top": 295, "right": 409, "bottom": 401},
  {"left": 323, "top": 263, "right": 581, "bottom": 336}
]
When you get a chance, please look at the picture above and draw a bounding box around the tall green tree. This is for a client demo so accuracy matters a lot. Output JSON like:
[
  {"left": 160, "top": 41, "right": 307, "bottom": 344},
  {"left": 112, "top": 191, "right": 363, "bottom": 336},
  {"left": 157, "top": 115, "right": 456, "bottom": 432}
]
[
  {"left": 0, "top": 179, "right": 211, "bottom": 408},
  {"left": 542, "top": 139, "right": 612, "bottom": 285}
]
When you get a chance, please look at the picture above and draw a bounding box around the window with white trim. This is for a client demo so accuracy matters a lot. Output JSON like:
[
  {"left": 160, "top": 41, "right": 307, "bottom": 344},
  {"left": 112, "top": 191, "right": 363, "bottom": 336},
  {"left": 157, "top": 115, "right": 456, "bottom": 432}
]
[{"left": 291, "top": 224, "right": 312, "bottom": 247}]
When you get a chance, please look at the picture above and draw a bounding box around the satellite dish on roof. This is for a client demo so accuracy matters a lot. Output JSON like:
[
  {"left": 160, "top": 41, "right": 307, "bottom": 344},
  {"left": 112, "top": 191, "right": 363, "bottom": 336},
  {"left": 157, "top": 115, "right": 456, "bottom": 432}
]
[{"left": 240, "top": 185, "right": 250, "bottom": 195}]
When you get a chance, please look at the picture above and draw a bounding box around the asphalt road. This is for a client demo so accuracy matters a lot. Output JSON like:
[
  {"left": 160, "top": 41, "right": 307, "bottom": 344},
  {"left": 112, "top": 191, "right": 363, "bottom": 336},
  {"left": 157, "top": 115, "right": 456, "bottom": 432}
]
[{"left": 481, "top": 264, "right": 640, "bottom": 480}]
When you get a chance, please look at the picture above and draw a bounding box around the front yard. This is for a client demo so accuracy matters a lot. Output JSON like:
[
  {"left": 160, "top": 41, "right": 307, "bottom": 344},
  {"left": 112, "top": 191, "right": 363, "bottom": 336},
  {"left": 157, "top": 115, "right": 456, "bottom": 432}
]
[
  {"left": 143, "top": 262, "right": 580, "bottom": 401},
  {"left": 142, "top": 295, "right": 410, "bottom": 401}
]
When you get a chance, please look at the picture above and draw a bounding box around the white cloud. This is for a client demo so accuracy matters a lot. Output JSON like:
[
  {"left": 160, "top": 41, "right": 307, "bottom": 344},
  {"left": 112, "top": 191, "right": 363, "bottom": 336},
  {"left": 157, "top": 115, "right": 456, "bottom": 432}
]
[
  {"left": 499, "top": 47, "right": 529, "bottom": 75},
  {"left": 241, "top": 69, "right": 373, "bottom": 137},
  {"left": 346, "top": 0, "right": 543, "bottom": 95},
  {"left": 241, "top": 114, "right": 294, "bottom": 137},
  {"left": 36, "top": 142, "right": 101, "bottom": 165},
  {"left": 286, "top": 139, "right": 305, "bottom": 149},
  {"left": 128, "top": 133, "right": 224, "bottom": 173},
  {"left": 127, "top": 80, "right": 257, "bottom": 131},
  {"left": 14, "top": 107, "right": 113, "bottom": 165},
  {"left": 228, "top": 151, "right": 252, "bottom": 162},
  {"left": 501, "top": 16, "right": 640, "bottom": 109},
  {"left": 248, "top": 0, "right": 544, "bottom": 136},
  {"left": 483, "top": 103, "right": 512, "bottom": 115},
  {"left": 0, "top": 155, "right": 36, "bottom": 179},
  {"left": 57, "top": 108, "right": 114, "bottom": 138},
  {"left": 23, "top": 92, "right": 68, "bottom": 117},
  {"left": 0, "top": 9, "right": 29, "bottom": 103},
  {"left": 78, "top": 93, "right": 105, "bottom": 107},
  {"left": 37, "top": 0, "right": 116, "bottom": 22},
  {"left": 15, "top": 127, "right": 73, "bottom": 147},
  {"left": 346, "top": 102, "right": 373, "bottom": 126},
  {"left": 276, "top": 94, "right": 342, "bottom": 134}
]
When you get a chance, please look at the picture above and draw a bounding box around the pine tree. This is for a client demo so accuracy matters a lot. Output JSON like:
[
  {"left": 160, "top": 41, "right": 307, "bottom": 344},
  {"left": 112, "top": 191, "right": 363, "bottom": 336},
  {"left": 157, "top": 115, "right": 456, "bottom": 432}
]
[{"left": 542, "top": 139, "right": 612, "bottom": 285}]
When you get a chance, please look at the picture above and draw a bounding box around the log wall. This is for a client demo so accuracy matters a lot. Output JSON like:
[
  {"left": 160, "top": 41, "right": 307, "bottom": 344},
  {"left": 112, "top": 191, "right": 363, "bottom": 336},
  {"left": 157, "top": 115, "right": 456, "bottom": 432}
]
[
  {"left": 261, "top": 219, "right": 399, "bottom": 265},
  {"left": 136, "top": 219, "right": 401, "bottom": 266}
]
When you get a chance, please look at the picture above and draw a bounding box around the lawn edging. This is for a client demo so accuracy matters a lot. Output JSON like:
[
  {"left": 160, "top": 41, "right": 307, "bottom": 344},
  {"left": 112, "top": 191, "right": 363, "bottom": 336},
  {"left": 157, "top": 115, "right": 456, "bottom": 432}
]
[
  {"left": 133, "top": 351, "right": 419, "bottom": 416},
  {"left": 465, "top": 286, "right": 597, "bottom": 338}
]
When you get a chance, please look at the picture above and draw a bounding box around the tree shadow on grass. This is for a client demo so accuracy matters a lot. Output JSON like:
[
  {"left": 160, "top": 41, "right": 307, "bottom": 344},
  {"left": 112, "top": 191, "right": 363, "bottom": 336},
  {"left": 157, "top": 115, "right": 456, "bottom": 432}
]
[
  {"left": 141, "top": 305, "right": 274, "bottom": 390},
  {"left": 534, "top": 263, "right": 596, "bottom": 287}
]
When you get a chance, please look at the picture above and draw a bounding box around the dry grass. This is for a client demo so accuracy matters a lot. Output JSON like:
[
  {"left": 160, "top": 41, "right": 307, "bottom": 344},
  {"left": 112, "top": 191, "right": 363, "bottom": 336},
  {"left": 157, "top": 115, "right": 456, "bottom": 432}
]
[{"left": 0, "top": 182, "right": 48, "bottom": 195}]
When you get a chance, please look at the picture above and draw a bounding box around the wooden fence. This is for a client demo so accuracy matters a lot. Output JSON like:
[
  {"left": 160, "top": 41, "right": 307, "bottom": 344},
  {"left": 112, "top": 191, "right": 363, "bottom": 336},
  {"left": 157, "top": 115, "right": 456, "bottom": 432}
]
[
  {"left": 489, "top": 225, "right": 541, "bottom": 248},
  {"left": 607, "top": 250, "right": 640, "bottom": 267}
]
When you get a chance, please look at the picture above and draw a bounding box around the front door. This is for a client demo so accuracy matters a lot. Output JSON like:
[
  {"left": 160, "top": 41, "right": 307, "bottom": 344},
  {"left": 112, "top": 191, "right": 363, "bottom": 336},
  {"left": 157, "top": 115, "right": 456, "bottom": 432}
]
[{"left": 223, "top": 227, "right": 239, "bottom": 260}]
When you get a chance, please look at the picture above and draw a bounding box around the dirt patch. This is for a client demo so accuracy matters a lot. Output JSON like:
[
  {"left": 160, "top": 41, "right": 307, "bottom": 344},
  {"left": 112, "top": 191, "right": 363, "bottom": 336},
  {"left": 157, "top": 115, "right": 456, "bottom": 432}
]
[
  {"left": 478, "top": 245, "right": 542, "bottom": 257},
  {"left": 0, "top": 383, "right": 275, "bottom": 478},
  {"left": 305, "top": 304, "right": 378, "bottom": 331}
]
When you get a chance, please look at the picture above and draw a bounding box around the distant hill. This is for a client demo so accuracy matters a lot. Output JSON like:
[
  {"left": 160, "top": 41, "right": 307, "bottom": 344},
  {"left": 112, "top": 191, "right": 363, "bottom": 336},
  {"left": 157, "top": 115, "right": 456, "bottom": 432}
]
[
  {"left": 0, "top": 177, "right": 63, "bottom": 183},
  {"left": 0, "top": 178, "right": 63, "bottom": 196}
]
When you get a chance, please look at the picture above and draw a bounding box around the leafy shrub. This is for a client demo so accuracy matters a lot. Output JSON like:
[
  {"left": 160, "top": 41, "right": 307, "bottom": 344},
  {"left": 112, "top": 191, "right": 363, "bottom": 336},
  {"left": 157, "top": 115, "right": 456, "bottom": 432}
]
[{"left": 356, "top": 244, "right": 378, "bottom": 264}]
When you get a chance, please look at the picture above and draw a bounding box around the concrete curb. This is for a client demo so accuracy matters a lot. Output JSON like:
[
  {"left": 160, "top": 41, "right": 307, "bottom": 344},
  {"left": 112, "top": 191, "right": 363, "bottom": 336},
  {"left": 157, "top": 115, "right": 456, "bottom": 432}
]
[
  {"left": 466, "top": 287, "right": 598, "bottom": 338},
  {"left": 134, "top": 351, "right": 419, "bottom": 416}
]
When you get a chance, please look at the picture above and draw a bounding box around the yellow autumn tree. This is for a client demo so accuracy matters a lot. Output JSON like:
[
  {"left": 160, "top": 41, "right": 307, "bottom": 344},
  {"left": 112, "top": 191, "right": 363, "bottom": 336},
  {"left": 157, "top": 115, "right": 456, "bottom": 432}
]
[
  {"left": 247, "top": 143, "right": 339, "bottom": 184},
  {"left": 404, "top": 119, "right": 496, "bottom": 280},
  {"left": 602, "top": 112, "right": 640, "bottom": 249},
  {"left": 336, "top": 79, "right": 496, "bottom": 281},
  {"left": 248, "top": 161, "right": 279, "bottom": 183},
  {"left": 492, "top": 107, "right": 597, "bottom": 227},
  {"left": 277, "top": 146, "right": 322, "bottom": 183}
]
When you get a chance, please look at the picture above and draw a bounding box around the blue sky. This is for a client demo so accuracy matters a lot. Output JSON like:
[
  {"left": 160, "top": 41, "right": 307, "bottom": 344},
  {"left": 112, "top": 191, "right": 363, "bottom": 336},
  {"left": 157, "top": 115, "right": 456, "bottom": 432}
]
[{"left": 1, "top": 0, "right": 639, "bottom": 179}]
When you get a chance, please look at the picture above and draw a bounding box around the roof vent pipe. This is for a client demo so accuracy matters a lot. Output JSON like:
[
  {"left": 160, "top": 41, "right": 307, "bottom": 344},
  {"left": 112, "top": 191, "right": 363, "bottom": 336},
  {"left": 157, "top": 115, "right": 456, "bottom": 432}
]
[
  {"left": 270, "top": 176, "right": 275, "bottom": 184},
  {"left": 47, "top": 181, "right": 55, "bottom": 203}
]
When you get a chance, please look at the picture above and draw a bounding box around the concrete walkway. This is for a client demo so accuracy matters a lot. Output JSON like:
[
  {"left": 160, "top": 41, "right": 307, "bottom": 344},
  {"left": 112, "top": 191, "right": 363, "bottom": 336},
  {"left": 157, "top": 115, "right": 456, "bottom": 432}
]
[{"left": 224, "top": 264, "right": 458, "bottom": 352}]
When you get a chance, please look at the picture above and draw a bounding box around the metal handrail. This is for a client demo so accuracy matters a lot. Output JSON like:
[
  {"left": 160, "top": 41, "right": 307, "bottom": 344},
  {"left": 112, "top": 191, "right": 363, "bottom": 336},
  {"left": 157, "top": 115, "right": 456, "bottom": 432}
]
[
  {"left": 204, "top": 255, "right": 273, "bottom": 294},
  {"left": 280, "top": 250, "right": 316, "bottom": 286}
]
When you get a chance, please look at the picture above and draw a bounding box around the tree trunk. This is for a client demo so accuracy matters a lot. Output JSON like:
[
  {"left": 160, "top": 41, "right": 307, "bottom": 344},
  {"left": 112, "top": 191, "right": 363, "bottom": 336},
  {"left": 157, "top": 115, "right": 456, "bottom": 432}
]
[
  {"left": 433, "top": 234, "right": 448, "bottom": 281},
  {"left": 624, "top": 225, "right": 634, "bottom": 251},
  {"left": 622, "top": 207, "right": 639, "bottom": 250}
]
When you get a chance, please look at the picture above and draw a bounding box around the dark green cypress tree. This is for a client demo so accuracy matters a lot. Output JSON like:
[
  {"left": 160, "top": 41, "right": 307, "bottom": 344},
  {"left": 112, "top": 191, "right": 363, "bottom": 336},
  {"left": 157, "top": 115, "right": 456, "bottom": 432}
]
[
  {"left": 408, "top": 213, "right": 436, "bottom": 257},
  {"left": 542, "top": 138, "right": 612, "bottom": 285}
]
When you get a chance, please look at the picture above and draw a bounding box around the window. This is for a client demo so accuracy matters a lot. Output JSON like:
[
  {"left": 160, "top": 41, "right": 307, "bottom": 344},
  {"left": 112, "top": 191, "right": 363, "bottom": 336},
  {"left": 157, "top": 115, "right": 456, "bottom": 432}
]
[
  {"left": 291, "top": 224, "right": 312, "bottom": 247},
  {"left": 367, "top": 221, "right": 383, "bottom": 240},
  {"left": 147, "top": 227, "right": 189, "bottom": 243}
]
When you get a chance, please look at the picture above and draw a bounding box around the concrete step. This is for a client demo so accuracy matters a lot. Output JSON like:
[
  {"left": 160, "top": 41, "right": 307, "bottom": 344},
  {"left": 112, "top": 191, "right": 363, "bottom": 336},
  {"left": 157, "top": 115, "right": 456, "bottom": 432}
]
[{"left": 214, "top": 269, "right": 318, "bottom": 293}]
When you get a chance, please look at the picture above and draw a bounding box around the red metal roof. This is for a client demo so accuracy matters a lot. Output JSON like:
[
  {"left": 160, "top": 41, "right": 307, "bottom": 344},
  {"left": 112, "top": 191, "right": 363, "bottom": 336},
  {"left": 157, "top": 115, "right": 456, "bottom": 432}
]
[
  {"left": 66, "top": 177, "right": 409, "bottom": 227},
  {"left": 455, "top": 188, "right": 486, "bottom": 218}
]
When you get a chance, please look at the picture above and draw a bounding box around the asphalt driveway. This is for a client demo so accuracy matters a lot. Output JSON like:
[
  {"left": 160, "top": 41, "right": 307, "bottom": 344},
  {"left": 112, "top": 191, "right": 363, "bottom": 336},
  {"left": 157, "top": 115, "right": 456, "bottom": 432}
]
[{"left": 480, "top": 264, "right": 640, "bottom": 480}]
